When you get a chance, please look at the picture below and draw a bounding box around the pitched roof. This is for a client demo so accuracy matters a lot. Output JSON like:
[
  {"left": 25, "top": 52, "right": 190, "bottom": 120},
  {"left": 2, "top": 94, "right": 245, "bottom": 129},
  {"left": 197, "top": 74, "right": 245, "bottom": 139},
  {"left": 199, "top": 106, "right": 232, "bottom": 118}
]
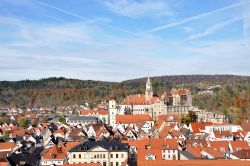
[
  {"left": 157, "top": 114, "right": 181, "bottom": 122},
  {"left": 137, "top": 160, "right": 250, "bottom": 166},
  {"left": 159, "top": 126, "right": 171, "bottom": 138},
  {"left": 10, "top": 128, "right": 26, "bottom": 138},
  {"left": 170, "top": 88, "right": 190, "bottom": 95},
  {"left": 213, "top": 130, "right": 232, "bottom": 138},
  {"left": 116, "top": 114, "right": 153, "bottom": 124},
  {"left": 68, "top": 116, "right": 99, "bottom": 122},
  {"left": 241, "top": 120, "right": 250, "bottom": 131},
  {"left": 0, "top": 142, "right": 16, "bottom": 151},
  {"left": 230, "top": 141, "right": 249, "bottom": 153},
  {"left": 70, "top": 141, "right": 129, "bottom": 152},
  {"left": 190, "top": 122, "right": 213, "bottom": 132},
  {"left": 209, "top": 141, "right": 229, "bottom": 153},
  {"left": 122, "top": 139, "right": 180, "bottom": 161},
  {"left": 42, "top": 142, "right": 81, "bottom": 160},
  {"left": 122, "top": 95, "right": 159, "bottom": 105},
  {"left": 80, "top": 110, "right": 108, "bottom": 116},
  {"left": 232, "top": 149, "right": 250, "bottom": 159}
]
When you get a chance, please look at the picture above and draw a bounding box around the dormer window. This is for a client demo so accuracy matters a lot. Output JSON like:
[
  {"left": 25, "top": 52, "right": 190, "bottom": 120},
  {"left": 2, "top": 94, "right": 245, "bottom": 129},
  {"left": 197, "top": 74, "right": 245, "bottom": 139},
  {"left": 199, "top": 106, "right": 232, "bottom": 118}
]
[
  {"left": 145, "top": 145, "right": 150, "bottom": 149},
  {"left": 146, "top": 154, "right": 155, "bottom": 160}
]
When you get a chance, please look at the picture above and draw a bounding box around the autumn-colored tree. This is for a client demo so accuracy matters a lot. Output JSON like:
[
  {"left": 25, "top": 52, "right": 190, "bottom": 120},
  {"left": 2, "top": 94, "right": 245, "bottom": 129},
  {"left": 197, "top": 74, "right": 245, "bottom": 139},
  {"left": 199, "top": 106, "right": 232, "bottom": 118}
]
[{"left": 17, "top": 117, "right": 29, "bottom": 127}]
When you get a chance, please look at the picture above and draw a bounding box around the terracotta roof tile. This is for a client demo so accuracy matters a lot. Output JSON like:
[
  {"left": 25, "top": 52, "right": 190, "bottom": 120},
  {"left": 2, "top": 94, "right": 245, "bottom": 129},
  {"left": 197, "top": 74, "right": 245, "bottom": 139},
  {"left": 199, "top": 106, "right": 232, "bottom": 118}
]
[
  {"left": 0, "top": 142, "right": 16, "bottom": 151},
  {"left": 190, "top": 122, "right": 213, "bottom": 133},
  {"left": 137, "top": 160, "right": 250, "bottom": 166},
  {"left": 122, "top": 95, "right": 159, "bottom": 105},
  {"left": 116, "top": 114, "right": 153, "bottom": 124},
  {"left": 80, "top": 110, "right": 108, "bottom": 116},
  {"left": 230, "top": 141, "right": 249, "bottom": 153}
]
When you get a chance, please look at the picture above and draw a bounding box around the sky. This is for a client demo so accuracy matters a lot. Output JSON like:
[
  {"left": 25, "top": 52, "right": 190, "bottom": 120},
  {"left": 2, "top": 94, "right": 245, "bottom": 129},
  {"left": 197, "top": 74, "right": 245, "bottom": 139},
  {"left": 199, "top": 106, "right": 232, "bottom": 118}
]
[{"left": 0, "top": 0, "right": 250, "bottom": 82}]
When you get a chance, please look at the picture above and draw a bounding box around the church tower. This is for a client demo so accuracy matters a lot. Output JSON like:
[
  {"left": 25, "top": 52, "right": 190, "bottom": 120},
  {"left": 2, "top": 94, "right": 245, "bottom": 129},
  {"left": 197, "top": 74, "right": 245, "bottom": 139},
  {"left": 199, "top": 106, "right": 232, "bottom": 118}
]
[
  {"left": 145, "top": 77, "right": 153, "bottom": 101},
  {"left": 108, "top": 99, "right": 117, "bottom": 126}
]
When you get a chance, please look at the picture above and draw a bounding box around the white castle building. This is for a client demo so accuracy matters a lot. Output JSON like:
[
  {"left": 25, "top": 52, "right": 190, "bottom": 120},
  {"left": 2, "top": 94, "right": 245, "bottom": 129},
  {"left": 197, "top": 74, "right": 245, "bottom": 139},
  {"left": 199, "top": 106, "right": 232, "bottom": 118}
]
[
  {"left": 120, "top": 77, "right": 193, "bottom": 120},
  {"left": 108, "top": 77, "right": 227, "bottom": 124}
]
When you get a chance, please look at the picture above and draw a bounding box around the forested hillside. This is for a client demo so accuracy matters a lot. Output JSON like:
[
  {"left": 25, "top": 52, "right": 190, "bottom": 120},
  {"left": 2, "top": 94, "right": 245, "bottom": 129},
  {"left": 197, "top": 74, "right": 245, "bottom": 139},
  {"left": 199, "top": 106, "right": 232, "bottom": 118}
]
[{"left": 0, "top": 75, "right": 249, "bottom": 123}]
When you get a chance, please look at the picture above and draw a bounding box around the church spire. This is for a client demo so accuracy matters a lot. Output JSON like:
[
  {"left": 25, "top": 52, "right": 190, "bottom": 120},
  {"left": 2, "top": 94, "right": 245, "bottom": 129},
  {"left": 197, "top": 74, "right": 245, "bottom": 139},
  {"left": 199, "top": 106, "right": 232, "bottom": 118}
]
[
  {"left": 145, "top": 77, "right": 153, "bottom": 101},
  {"left": 146, "top": 77, "right": 152, "bottom": 91}
]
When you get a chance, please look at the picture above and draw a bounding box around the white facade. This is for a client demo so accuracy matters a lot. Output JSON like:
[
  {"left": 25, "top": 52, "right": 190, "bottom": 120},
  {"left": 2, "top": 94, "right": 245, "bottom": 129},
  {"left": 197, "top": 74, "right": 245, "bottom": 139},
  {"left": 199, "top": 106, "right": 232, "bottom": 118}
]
[
  {"left": 68, "top": 146, "right": 128, "bottom": 166},
  {"left": 204, "top": 124, "right": 242, "bottom": 134},
  {"left": 162, "top": 149, "right": 179, "bottom": 160},
  {"left": 41, "top": 159, "right": 64, "bottom": 166},
  {"left": 109, "top": 99, "right": 118, "bottom": 126}
]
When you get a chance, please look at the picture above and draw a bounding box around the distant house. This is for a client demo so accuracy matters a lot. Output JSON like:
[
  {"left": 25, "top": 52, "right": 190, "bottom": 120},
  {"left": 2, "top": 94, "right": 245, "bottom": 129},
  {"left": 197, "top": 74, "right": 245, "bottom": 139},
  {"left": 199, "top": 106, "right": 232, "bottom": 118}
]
[
  {"left": 230, "top": 149, "right": 250, "bottom": 160},
  {"left": 66, "top": 116, "right": 101, "bottom": 126},
  {"left": 40, "top": 141, "right": 81, "bottom": 166},
  {"left": 115, "top": 114, "right": 154, "bottom": 128},
  {"left": 80, "top": 110, "right": 109, "bottom": 124}
]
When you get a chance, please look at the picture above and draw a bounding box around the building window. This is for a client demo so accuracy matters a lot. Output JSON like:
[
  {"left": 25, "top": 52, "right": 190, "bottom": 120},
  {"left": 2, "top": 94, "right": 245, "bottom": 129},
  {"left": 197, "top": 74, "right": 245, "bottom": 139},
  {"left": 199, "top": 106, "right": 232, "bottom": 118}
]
[
  {"left": 111, "top": 162, "right": 113, "bottom": 166},
  {"left": 121, "top": 154, "right": 124, "bottom": 158},
  {"left": 103, "top": 154, "right": 106, "bottom": 158},
  {"left": 73, "top": 154, "right": 76, "bottom": 158},
  {"left": 173, "top": 154, "right": 176, "bottom": 160},
  {"left": 111, "top": 154, "right": 113, "bottom": 158},
  {"left": 103, "top": 162, "right": 107, "bottom": 166},
  {"left": 79, "top": 154, "right": 81, "bottom": 158},
  {"left": 116, "top": 162, "right": 119, "bottom": 166},
  {"left": 116, "top": 154, "right": 118, "bottom": 158}
]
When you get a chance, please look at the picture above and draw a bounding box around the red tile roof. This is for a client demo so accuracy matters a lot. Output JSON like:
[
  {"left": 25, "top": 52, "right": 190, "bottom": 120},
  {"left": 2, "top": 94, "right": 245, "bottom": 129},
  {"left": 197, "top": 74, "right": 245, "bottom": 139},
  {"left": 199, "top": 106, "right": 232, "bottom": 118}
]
[
  {"left": 122, "top": 138, "right": 180, "bottom": 161},
  {"left": 137, "top": 160, "right": 250, "bottom": 166},
  {"left": 157, "top": 114, "right": 181, "bottom": 122},
  {"left": 0, "top": 142, "right": 16, "bottom": 151},
  {"left": 122, "top": 95, "right": 158, "bottom": 105},
  {"left": 230, "top": 141, "right": 250, "bottom": 153},
  {"left": 116, "top": 114, "right": 153, "bottom": 124},
  {"left": 209, "top": 141, "right": 229, "bottom": 153},
  {"left": 232, "top": 149, "right": 250, "bottom": 159},
  {"left": 42, "top": 142, "right": 81, "bottom": 160},
  {"left": 190, "top": 122, "right": 213, "bottom": 133},
  {"left": 170, "top": 88, "right": 190, "bottom": 95},
  {"left": 80, "top": 110, "right": 108, "bottom": 116}
]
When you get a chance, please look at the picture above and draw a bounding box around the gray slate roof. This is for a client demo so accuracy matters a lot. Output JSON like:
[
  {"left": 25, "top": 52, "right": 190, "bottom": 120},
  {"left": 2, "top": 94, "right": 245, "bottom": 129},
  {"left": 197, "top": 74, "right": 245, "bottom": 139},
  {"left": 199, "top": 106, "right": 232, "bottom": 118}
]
[
  {"left": 70, "top": 140, "right": 129, "bottom": 152},
  {"left": 68, "top": 116, "right": 99, "bottom": 122}
]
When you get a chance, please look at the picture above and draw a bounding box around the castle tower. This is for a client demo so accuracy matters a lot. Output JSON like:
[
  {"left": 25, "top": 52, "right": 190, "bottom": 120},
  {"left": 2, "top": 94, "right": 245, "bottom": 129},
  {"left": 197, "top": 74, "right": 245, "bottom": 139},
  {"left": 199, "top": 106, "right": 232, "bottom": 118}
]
[{"left": 145, "top": 77, "right": 153, "bottom": 101}]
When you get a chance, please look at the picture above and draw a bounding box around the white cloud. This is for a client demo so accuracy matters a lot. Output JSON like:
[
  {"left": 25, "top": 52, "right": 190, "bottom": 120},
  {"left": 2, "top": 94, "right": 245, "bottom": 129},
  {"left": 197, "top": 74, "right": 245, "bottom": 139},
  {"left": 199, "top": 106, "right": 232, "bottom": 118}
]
[
  {"left": 0, "top": 15, "right": 249, "bottom": 82},
  {"left": 183, "top": 27, "right": 196, "bottom": 33},
  {"left": 242, "top": 1, "right": 250, "bottom": 46},
  {"left": 36, "top": 0, "right": 136, "bottom": 35},
  {"left": 140, "top": 1, "right": 248, "bottom": 34},
  {"left": 185, "top": 17, "right": 241, "bottom": 41},
  {"left": 100, "top": 0, "right": 174, "bottom": 18}
]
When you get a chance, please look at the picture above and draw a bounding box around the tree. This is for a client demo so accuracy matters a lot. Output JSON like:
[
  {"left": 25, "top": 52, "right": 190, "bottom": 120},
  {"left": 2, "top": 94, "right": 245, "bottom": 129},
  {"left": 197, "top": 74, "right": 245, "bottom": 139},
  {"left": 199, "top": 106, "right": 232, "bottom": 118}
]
[
  {"left": 181, "top": 115, "right": 190, "bottom": 126},
  {"left": 0, "top": 117, "right": 10, "bottom": 124},
  {"left": 2, "top": 131, "right": 10, "bottom": 140},
  {"left": 59, "top": 116, "right": 66, "bottom": 123},
  {"left": 188, "top": 111, "right": 198, "bottom": 123},
  {"left": 17, "top": 117, "right": 29, "bottom": 127}
]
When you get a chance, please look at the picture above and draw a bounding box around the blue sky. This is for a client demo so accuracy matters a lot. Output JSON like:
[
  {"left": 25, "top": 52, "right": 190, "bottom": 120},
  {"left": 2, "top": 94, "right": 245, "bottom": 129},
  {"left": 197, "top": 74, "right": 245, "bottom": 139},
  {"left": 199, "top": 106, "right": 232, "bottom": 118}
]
[{"left": 0, "top": 0, "right": 249, "bottom": 81}]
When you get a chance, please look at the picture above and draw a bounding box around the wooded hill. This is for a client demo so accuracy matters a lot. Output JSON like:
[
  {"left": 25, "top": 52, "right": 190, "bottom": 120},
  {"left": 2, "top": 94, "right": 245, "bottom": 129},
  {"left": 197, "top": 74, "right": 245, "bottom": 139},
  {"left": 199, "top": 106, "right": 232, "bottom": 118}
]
[{"left": 0, "top": 75, "right": 249, "bottom": 124}]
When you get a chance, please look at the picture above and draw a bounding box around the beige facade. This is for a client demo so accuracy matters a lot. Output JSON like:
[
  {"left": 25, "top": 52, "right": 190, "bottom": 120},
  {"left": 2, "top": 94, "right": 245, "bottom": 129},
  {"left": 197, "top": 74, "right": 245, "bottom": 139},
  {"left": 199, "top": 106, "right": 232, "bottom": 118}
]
[
  {"left": 152, "top": 99, "right": 165, "bottom": 120},
  {"left": 67, "top": 146, "right": 128, "bottom": 166}
]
